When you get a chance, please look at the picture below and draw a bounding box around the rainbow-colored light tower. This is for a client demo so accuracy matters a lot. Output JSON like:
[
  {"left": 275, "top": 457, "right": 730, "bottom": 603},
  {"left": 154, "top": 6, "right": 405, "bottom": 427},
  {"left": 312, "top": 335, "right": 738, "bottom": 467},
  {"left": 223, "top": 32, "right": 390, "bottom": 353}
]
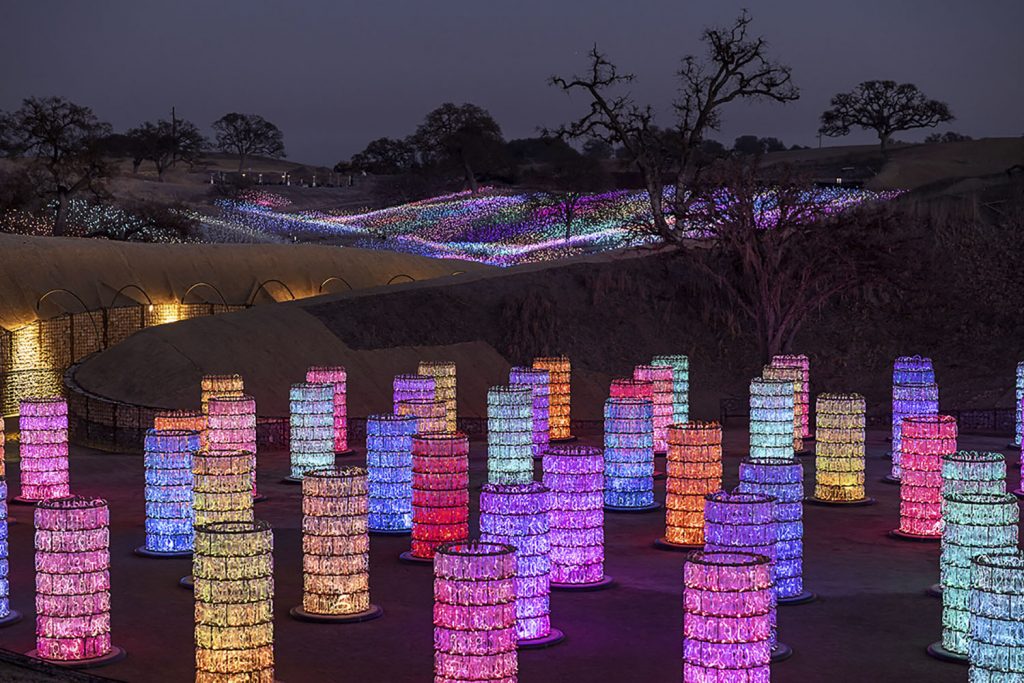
[
  {"left": 543, "top": 445, "right": 612, "bottom": 589},
  {"left": 393, "top": 373, "right": 436, "bottom": 411},
  {"left": 418, "top": 361, "right": 458, "bottom": 433},
  {"left": 968, "top": 551, "right": 1024, "bottom": 681},
  {"left": 651, "top": 354, "right": 690, "bottom": 426},
  {"left": 772, "top": 354, "right": 811, "bottom": 439},
  {"left": 433, "top": 541, "right": 517, "bottom": 683},
  {"left": 306, "top": 365, "right": 350, "bottom": 454},
  {"left": 404, "top": 433, "right": 469, "bottom": 562},
  {"left": 749, "top": 378, "right": 795, "bottom": 462},
  {"left": 890, "top": 356, "right": 938, "bottom": 482},
  {"left": 33, "top": 497, "right": 123, "bottom": 665},
  {"left": 658, "top": 422, "right": 722, "bottom": 549},
  {"left": 0, "top": 476, "right": 18, "bottom": 626},
  {"left": 1015, "top": 361, "right": 1024, "bottom": 447},
  {"left": 194, "top": 520, "right": 274, "bottom": 682},
  {"left": 509, "top": 367, "right": 550, "bottom": 459},
  {"left": 532, "top": 356, "right": 572, "bottom": 441},
  {"left": 762, "top": 365, "right": 804, "bottom": 453},
  {"left": 200, "top": 373, "right": 244, "bottom": 415},
  {"left": 192, "top": 446, "right": 253, "bottom": 527},
  {"left": 0, "top": 416, "right": 5, "bottom": 478},
  {"left": 17, "top": 397, "right": 70, "bottom": 503},
  {"left": 683, "top": 551, "right": 773, "bottom": 683},
  {"left": 288, "top": 382, "right": 335, "bottom": 481},
  {"left": 633, "top": 365, "right": 673, "bottom": 453},
  {"left": 207, "top": 395, "right": 260, "bottom": 499},
  {"left": 603, "top": 397, "right": 656, "bottom": 511},
  {"left": 292, "top": 467, "right": 381, "bottom": 622},
  {"left": 929, "top": 492, "right": 1019, "bottom": 662},
  {"left": 486, "top": 386, "right": 534, "bottom": 486},
  {"left": 366, "top": 413, "right": 416, "bottom": 534},
  {"left": 396, "top": 398, "right": 447, "bottom": 437},
  {"left": 738, "top": 459, "right": 813, "bottom": 604},
  {"left": 893, "top": 414, "right": 957, "bottom": 540},
  {"left": 138, "top": 429, "right": 199, "bottom": 557},
  {"left": 154, "top": 409, "right": 207, "bottom": 450},
  {"left": 811, "top": 393, "right": 871, "bottom": 504}
]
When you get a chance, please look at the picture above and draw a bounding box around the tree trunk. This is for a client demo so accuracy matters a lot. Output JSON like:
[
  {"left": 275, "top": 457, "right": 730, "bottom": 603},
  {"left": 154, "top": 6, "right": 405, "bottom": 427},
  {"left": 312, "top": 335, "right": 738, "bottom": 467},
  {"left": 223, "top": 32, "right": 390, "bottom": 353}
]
[
  {"left": 879, "top": 133, "right": 888, "bottom": 157},
  {"left": 238, "top": 153, "right": 246, "bottom": 173},
  {"left": 461, "top": 154, "right": 478, "bottom": 194},
  {"left": 565, "top": 197, "right": 575, "bottom": 242},
  {"left": 53, "top": 191, "right": 69, "bottom": 237}
]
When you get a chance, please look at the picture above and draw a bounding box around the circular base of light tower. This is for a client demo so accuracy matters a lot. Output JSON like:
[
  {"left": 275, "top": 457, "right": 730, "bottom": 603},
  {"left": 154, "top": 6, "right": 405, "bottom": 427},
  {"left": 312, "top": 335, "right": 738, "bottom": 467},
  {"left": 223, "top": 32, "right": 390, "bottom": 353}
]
[
  {"left": 397, "top": 551, "right": 433, "bottom": 565},
  {"left": 653, "top": 470, "right": 666, "bottom": 481},
  {"left": 803, "top": 433, "right": 815, "bottom": 442},
  {"left": 795, "top": 448, "right": 812, "bottom": 457},
  {"left": 888, "top": 529, "right": 941, "bottom": 543},
  {"left": 26, "top": 646, "right": 127, "bottom": 669},
  {"left": 518, "top": 627, "right": 566, "bottom": 650},
  {"left": 134, "top": 546, "right": 192, "bottom": 559},
  {"left": 805, "top": 496, "right": 877, "bottom": 507},
  {"left": 281, "top": 476, "right": 303, "bottom": 485},
  {"left": 771, "top": 642, "right": 794, "bottom": 662},
  {"left": 778, "top": 590, "right": 817, "bottom": 606},
  {"left": 550, "top": 576, "right": 615, "bottom": 591},
  {"left": 926, "top": 642, "right": 968, "bottom": 664},
  {"left": 10, "top": 496, "right": 42, "bottom": 506},
  {"left": 604, "top": 502, "right": 662, "bottom": 514},
  {"left": 368, "top": 528, "right": 412, "bottom": 537},
  {"left": 253, "top": 494, "right": 270, "bottom": 503},
  {"left": 290, "top": 604, "right": 383, "bottom": 623},
  {"left": 179, "top": 575, "right": 194, "bottom": 589},
  {"left": 1004, "top": 442, "right": 1020, "bottom": 451},
  {"left": 879, "top": 475, "right": 901, "bottom": 485},
  {"left": 926, "top": 583, "right": 943, "bottom": 598},
  {"left": 0, "top": 610, "right": 23, "bottom": 627},
  {"left": 549, "top": 435, "right": 577, "bottom": 443},
  {"left": 1013, "top": 488, "right": 1024, "bottom": 499},
  {"left": 335, "top": 449, "right": 356, "bottom": 457},
  {"left": 653, "top": 537, "right": 701, "bottom": 552}
]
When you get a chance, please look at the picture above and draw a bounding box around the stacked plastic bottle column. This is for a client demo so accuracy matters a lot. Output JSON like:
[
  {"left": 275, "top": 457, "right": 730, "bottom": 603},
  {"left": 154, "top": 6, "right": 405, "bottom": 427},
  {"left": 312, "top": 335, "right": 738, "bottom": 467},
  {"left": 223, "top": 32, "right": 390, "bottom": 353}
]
[
  {"left": 393, "top": 374, "right": 436, "bottom": 412},
  {"left": 486, "top": 386, "right": 534, "bottom": 486},
  {"left": 683, "top": 551, "right": 772, "bottom": 683},
  {"left": 897, "top": 414, "right": 957, "bottom": 538},
  {"left": 289, "top": 382, "right": 335, "bottom": 480},
  {"left": 433, "top": 541, "right": 517, "bottom": 683},
  {"left": 208, "top": 395, "right": 259, "bottom": 497},
  {"left": 651, "top": 354, "right": 690, "bottom": 426},
  {"left": 509, "top": 367, "right": 550, "bottom": 459},
  {"left": 664, "top": 422, "right": 723, "bottom": 546},
  {"left": 942, "top": 451, "right": 1005, "bottom": 499},
  {"left": 890, "top": 356, "right": 938, "bottom": 480},
  {"left": 0, "top": 477, "right": 10, "bottom": 622},
  {"left": 154, "top": 409, "right": 208, "bottom": 450},
  {"left": 532, "top": 356, "right": 572, "bottom": 441},
  {"left": 0, "top": 415, "right": 4, "bottom": 477},
  {"left": 34, "top": 497, "right": 114, "bottom": 662},
  {"left": 143, "top": 429, "right": 200, "bottom": 554},
  {"left": 1015, "top": 361, "right": 1024, "bottom": 447},
  {"left": 480, "top": 482, "right": 553, "bottom": 642},
  {"left": 192, "top": 436, "right": 253, "bottom": 528},
  {"left": 609, "top": 378, "right": 652, "bottom": 401},
  {"left": 603, "top": 397, "right": 655, "bottom": 509},
  {"left": 634, "top": 365, "right": 674, "bottom": 453},
  {"left": 366, "top": 414, "right": 416, "bottom": 532},
  {"left": 969, "top": 551, "right": 1024, "bottom": 682},
  {"left": 194, "top": 520, "right": 274, "bottom": 683},
  {"left": 542, "top": 445, "right": 607, "bottom": 586},
  {"left": 749, "top": 379, "right": 795, "bottom": 462},
  {"left": 762, "top": 365, "right": 804, "bottom": 453},
  {"left": 396, "top": 399, "right": 448, "bottom": 437},
  {"left": 200, "top": 374, "right": 244, "bottom": 415},
  {"left": 771, "top": 354, "right": 811, "bottom": 439},
  {"left": 813, "top": 394, "right": 867, "bottom": 502},
  {"left": 939, "top": 492, "right": 1019, "bottom": 657},
  {"left": 410, "top": 433, "right": 469, "bottom": 560},
  {"left": 306, "top": 366, "right": 349, "bottom": 452},
  {"left": 18, "top": 397, "right": 70, "bottom": 502},
  {"left": 738, "top": 460, "right": 806, "bottom": 600},
  {"left": 418, "top": 361, "right": 458, "bottom": 433}
]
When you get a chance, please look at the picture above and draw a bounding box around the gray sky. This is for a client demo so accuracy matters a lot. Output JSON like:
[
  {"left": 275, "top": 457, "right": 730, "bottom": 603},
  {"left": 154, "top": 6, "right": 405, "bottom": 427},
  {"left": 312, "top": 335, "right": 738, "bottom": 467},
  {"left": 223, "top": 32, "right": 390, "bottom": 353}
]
[{"left": 2, "top": 0, "right": 1021, "bottom": 165}]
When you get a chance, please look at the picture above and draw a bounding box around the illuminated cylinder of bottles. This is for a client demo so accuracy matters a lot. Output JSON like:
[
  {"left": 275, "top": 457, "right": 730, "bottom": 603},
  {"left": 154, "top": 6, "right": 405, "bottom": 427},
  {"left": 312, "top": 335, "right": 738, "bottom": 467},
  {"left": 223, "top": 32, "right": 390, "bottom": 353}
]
[
  {"left": 509, "top": 367, "right": 550, "bottom": 459},
  {"left": 141, "top": 429, "right": 200, "bottom": 555},
  {"left": 393, "top": 373, "right": 436, "bottom": 412},
  {"left": 289, "top": 382, "right": 335, "bottom": 481},
  {"left": 749, "top": 379, "right": 794, "bottom": 462},
  {"left": 532, "top": 356, "right": 572, "bottom": 441},
  {"left": 18, "top": 397, "right": 70, "bottom": 502},
  {"left": 397, "top": 399, "right": 448, "bottom": 437},
  {"left": 366, "top": 414, "right": 416, "bottom": 533},
  {"left": 968, "top": 551, "right": 1024, "bottom": 681},
  {"left": 408, "top": 433, "right": 469, "bottom": 560},
  {"left": 738, "top": 460, "right": 808, "bottom": 602},
  {"left": 154, "top": 409, "right": 208, "bottom": 450},
  {"left": 418, "top": 361, "right": 458, "bottom": 433},
  {"left": 813, "top": 393, "right": 868, "bottom": 502},
  {"left": 891, "top": 355, "right": 937, "bottom": 480},
  {"left": 762, "top": 365, "right": 804, "bottom": 453},
  {"left": 936, "top": 492, "right": 1019, "bottom": 659},
  {"left": 772, "top": 354, "right": 811, "bottom": 439},
  {"left": 194, "top": 520, "right": 274, "bottom": 683},
  {"left": 943, "top": 451, "right": 1006, "bottom": 499},
  {"left": 682, "top": 551, "right": 772, "bottom": 683},
  {"left": 433, "top": 541, "right": 517, "bottom": 683},
  {"left": 652, "top": 354, "right": 690, "bottom": 426},
  {"left": 542, "top": 445, "right": 609, "bottom": 587},
  {"left": 0, "top": 477, "right": 14, "bottom": 624},
  {"left": 0, "top": 416, "right": 4, "bottom": 478},
  {"left": 295, "top": 467, "right": 380, "bottom": 621},
  {"left": 208, "top": 395, "right": 259, "bottom": 498},
  {"left": 193, "top": 447, "right": 253, "bottom": 527},
  {"left": 634, "top": 365, "right": 673, "bottom": 453},
  {"left": 306, "top": 365, "right": 349, "bottom": 453},
  {"left": 896, "top": 414, "right": 957, "bottom": 539},
  {"left": 603, "top": 397, "right": 655, "bottom": 510},
  {"left": 1015, "top": 362, "right": 1024, "bottom": 447},
  {"left": 486, "top": 386, "right": 534, "bottom": 486},
  {"left": 662, "top": 422, "right": 722, "bottom": 547},
  {"left": 34, "top": 497, "right": 118, "bottom": 663},
  {"left": 200, "top": 373, "right": 244, "bottom": 415}
]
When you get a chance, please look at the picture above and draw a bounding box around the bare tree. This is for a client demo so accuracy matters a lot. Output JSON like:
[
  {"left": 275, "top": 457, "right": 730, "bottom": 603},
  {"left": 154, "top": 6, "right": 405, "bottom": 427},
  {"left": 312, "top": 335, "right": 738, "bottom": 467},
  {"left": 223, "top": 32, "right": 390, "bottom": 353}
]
[
  {"left": 0, "top": 96, "right": 112, "bottom": 236},
  {"left": 126, "top": 118, "right": 206, "bottom": 180},
  {"left": 212, "top": 112, "right": 285, "bottom": 171},
  {"left": 819, "top": 80, "right": 953, "bottom": 155},
  {"left": 523, "top": 151, "right": 613, "bottom": 242}
]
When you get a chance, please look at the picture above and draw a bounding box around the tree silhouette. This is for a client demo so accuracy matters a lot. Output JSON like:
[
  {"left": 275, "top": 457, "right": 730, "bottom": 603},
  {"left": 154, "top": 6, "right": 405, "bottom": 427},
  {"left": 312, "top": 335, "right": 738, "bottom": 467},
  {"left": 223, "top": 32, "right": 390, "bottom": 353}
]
[
  {"left": 412, "top": 103, "right": 504, "bottom": 194},
  {"left": 212, "top": 112, "right": 285, "bottom": 171},
  {"left": 126, "top": 118, "right": 206, "bottom": 180}
]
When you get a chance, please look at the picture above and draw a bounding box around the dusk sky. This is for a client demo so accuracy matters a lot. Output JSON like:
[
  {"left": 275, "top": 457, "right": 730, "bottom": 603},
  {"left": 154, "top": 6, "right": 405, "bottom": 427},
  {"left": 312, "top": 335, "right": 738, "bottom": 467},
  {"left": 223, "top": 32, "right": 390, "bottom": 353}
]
[{"left": 2, "top": 0, "right": 1021, "bottom": 166}]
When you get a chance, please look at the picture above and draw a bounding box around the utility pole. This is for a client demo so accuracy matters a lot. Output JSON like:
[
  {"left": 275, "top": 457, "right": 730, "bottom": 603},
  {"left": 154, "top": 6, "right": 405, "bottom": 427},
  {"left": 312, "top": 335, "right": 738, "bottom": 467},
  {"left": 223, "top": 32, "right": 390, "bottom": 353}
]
[{"left": 171, "top": 106, "right": 179, "bottom": 167}]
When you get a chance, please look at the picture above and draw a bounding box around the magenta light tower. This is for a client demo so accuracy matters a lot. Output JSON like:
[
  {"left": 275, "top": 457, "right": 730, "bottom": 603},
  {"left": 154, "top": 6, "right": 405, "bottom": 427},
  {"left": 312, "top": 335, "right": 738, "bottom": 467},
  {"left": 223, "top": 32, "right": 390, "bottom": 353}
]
[
  {"left": 306, "top": 365, "right": 352, "bottom": 455},
  {"left": 16, "top": 397, "right": 70, "bottom": 504}
]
